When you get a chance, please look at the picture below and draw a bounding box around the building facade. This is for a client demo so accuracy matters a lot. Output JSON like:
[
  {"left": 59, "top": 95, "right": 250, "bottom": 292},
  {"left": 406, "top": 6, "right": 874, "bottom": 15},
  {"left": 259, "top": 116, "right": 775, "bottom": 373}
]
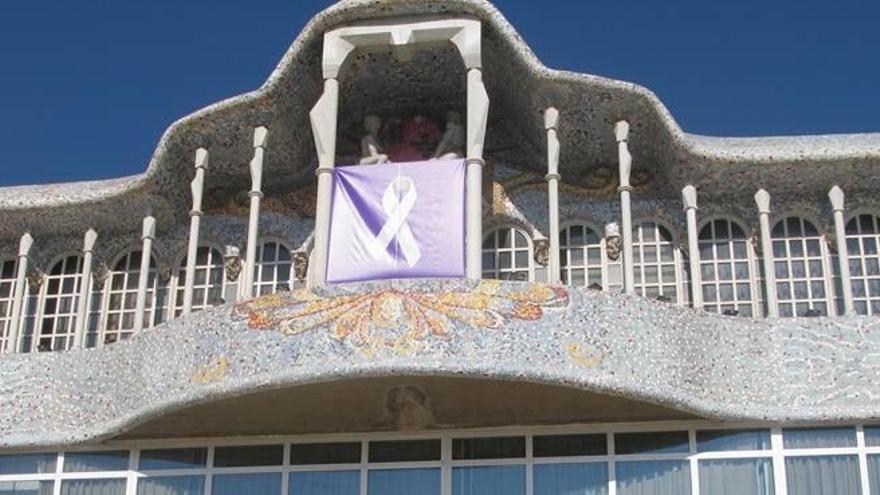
[{"left": 1, "top": 1, "right": 880, "bottom": 494}]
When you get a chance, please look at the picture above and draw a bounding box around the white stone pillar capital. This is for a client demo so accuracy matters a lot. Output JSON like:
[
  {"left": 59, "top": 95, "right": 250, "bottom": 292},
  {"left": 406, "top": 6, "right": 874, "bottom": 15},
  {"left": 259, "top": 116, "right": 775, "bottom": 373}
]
[
  {"left": 755, "top": 189, "right": 771, "bottom": 214},
  {"left": 17, "top": 232, "right": 33, "bottom": 258},
  {"left": 828, "top": 185, "right": 845, "bottom": 212},
  {"left": 82, "top": 228, "right": 98, "bottom": 254},
  {"left": 614, "top": 120, "right": 630, "bottom": 143},
  {"left": 682, "top": 185, "right": 699, "bottom": 211},
  {"left": 141, "top": 215, "right": 156, "bottom": 241},
  {"left": 544, "top": 107, "right": 559, "bottom": 131}
]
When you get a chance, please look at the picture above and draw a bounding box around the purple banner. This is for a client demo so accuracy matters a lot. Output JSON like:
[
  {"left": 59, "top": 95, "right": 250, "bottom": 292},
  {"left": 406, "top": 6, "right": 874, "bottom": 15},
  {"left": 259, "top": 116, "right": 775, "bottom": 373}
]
[{"left": 326, "top": 159, "right": 466, "bottom": 283}]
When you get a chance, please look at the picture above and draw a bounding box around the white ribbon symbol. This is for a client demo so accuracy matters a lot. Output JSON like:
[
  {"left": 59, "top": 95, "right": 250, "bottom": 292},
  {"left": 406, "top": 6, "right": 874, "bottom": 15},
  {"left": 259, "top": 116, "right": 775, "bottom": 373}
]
[{"left": 368, "top": 176, "right": 422, "bottom": 267}]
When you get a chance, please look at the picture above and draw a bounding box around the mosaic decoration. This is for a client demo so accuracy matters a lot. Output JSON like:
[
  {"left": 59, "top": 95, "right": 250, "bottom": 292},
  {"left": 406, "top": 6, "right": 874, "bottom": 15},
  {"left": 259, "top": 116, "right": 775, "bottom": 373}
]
[
  {"left": 234, "top": 280, "right": 569, "bottom": 353},
  {"left": 191, "top": 356, "right": 229, "bottom": 384},
  {"left": 490, "top": 165, "right": 654, "bottom": 216}
]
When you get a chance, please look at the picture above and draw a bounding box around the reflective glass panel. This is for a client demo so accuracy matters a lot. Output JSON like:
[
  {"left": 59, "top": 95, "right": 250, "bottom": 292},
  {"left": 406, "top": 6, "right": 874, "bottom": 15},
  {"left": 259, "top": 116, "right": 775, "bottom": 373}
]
[
  {"left": 139, "top": 448, "right": 207, "bottom": 470},
  {"left": 785, "top": 455, "right": 861, "bottom": 495},
  {"left": 452, "top": 437, "right": 525, "bottom": 460},
  {"left": 0, "top": 481, "right": 54, "bottom": 495},
  {"left": 369, "top": 469, "right": 440, "bottom": 495},
  {"left": 614, "top": 431, "right": 689, "bottom": 455},
  {"left": 533, "top": 463, "right": 607, "bottom": 495},
  {"left": 0, "top": 454, "right": 56, "bottom": 474},
  {"left": 291, "top": 443, "right": 361, "bottom": 465},
  {"left": 60, "top": 479, "right": 126, "bottom": 495},
  {"left": 212, "top": 474, "right": 282, "bottom": 495},
  {"left": 616, "top": 461, "right": 690, "bottom": 495},
  {"left": 137, "top": 476, "right": 204, "bottom": 495},
  {"left": 782, "top": 427, "right": 857, "bottom": 448},
  {"left": 452, "top": 466, "right": 524, "bottom": 495},
  {"left": 697, "top": 429, "right": 771, "bottom": 452},
  {"left": 533, "top": 434, "right": 607, "bottom": 457},
  {"left": 369, "top": 440, "right": 440, "bottom": 463},
  {"left": 63, "top": 451, "right": 128, "bottom": 472},
  {"left": 290, "top": 471, "right": 359, "bottom": 495},
  {"left": 699, "top": 458, "right": 774, "bottom": 495},
  {"left": 213, "top": 445, "right": 283, "bottom": 467}
]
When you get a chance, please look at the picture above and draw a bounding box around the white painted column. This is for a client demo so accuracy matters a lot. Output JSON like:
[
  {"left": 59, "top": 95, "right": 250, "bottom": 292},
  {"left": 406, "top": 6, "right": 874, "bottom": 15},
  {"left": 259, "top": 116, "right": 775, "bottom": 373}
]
[
  {"left": 465, "top": 66, "right": 489, "bottom": 280},
  {"left": 243, "top": 126, "right": 269, "bottom": 298},
  {"left": 133, "top": 215, "right": 156, "bottom": 332},
  {"left": 615, "top": 121, "right": 635, "bottom": 294},
  {"left": 755, "top": 189, "right": 779, "bottom": 317},
  {"left": 5, "top": 233, "right": 33, "bottom": 354},
  {"left": 74, "top": 228, "right": 97, "bottom": 347},
  {"left": 308, "top": 78, "right": 340, "bottom": 287},
  {"left": 682, "top": 185, "right": 703, "bottom": 308},
  {"left": 544, "top": 108, "right": 561, "bottom": 283},
  {"left": 829, "top": 185, "right": 855, "bottom": 315},
  {"left": 183, "top": 148, "right": 208, "bottom": 315}
]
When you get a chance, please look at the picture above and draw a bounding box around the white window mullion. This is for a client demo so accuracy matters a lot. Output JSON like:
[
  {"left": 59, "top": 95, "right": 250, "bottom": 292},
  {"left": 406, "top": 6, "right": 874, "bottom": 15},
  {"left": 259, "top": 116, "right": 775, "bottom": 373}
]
[
  {"left": 857, "top": 425, "right": 871, "bottom": 495},
  {"left": 688, "top": 429, "right": 699, "bottom": 495},
  {"left": 770, "top": 427, "right": 788, "bottom": 495}
]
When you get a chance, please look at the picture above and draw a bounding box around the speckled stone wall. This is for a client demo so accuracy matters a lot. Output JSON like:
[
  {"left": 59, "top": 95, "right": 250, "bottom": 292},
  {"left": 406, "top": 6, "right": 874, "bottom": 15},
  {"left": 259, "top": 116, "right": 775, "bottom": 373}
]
[{"left": 0, "top": 279, "right": 879, "bottom": 450}]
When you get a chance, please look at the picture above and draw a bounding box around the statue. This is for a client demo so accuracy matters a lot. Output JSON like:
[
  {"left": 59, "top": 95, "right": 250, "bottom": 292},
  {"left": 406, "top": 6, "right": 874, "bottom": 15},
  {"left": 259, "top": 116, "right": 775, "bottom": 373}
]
[
  {"left": 358, "top": 115, "right": 389, "bottom": 165},
  {"left": 432, "top": 111, "right": 465, "bottom": 160}
]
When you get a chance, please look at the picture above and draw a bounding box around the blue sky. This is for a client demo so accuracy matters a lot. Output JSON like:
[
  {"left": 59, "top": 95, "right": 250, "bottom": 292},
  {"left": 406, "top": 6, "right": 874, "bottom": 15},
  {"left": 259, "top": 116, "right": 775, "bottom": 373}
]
[{"left": 0, "top": 0, "right": 877, "bottom": 186}]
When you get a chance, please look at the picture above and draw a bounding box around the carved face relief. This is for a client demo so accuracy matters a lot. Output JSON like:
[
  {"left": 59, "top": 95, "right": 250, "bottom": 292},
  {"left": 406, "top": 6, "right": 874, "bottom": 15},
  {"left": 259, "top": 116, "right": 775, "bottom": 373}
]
[
  {"left": 533, "top": 239, "right": 549, "bottom": 267},
  {"left": 292, "top": 251, "right": 309, "bottom": 282},
  {"left": 26, "top": 268, "right": 44, "bottom": 293},
  {"left": 606, "top": 236, "right": 622, "bottom": 261},
  {"left": 224, "top": 255, "right": 242, "bottom": 282}
]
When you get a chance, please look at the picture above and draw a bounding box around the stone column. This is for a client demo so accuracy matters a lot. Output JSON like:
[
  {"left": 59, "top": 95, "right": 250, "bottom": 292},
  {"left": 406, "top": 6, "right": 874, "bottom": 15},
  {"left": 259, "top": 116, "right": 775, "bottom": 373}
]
[
  {"left": 545, "top": 108, "right": 561, "bottom": 283},
  {"left": 615, "top": 121, "right": 635, "bottom": 294},
  {"left": 74, "top": 228, "right": 97, "bottom": 347},
  {"left": 465, "top": 66, "right": 489, "bottom": 280},
  {"left": 755, "top": 189, "right": 779, "bottom": 317},
  {"left": 682, "top": 185, "right": 703, "bottom": 308},
  {"left": 5, "top": 233, "right": 33, "bottom": 354},
  {"left": 243, "top": 126, "right": 269, "bottom": 298},
  {"left": 829, "top": 185, "right": 855, "bottom": 314},
  {"left": 308, "top": 79, "right": 340, "bottom": 287},
  {"left": 134, "top": 215, "right": 156, "bottom": 332},
  {"left": 183, "top": 148, "right": 208, "bottom": 314}
]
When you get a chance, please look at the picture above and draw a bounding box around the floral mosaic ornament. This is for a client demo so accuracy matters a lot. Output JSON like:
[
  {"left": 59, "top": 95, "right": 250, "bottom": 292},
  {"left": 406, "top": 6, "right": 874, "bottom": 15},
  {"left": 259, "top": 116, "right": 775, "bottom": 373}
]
[{"left": 234, "top": 281, "right": 569, "bottom": 354}]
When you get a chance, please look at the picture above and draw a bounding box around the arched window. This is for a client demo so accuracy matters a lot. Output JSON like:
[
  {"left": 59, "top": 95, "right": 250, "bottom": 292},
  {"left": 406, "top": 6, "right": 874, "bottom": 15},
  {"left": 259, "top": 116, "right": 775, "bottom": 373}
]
[
  {"left": 845, "top": 214, "right": 880, "bottom": 315},
  {"left": 482, "top": 226, "right": 533, "bottom": 281},
  {"left": 0, "top": 259, "right": 16, "bottom": 352},
  {"left": 173, "top": 246, "right": 225, "bottom": 317},
  {"left": 98, "top": 250, "right": 166, "bottom": 346},
  {"left": 772, "top": 216, "right": 831, "bottom": 317},
  {"left": 633, "top": 221, "right": 681, "bottom": 302},
  {"left": 254, "top": 241, "right": 293, "bottom": 296},
  {"left": 35, "top": 255, "right": 83, "bottom": 352},
  {"left": 559, "top": 224, "right": 603, "bottom": 288},
  {"left": 698, "top": 219, "right": 757, "bottom": 317}
]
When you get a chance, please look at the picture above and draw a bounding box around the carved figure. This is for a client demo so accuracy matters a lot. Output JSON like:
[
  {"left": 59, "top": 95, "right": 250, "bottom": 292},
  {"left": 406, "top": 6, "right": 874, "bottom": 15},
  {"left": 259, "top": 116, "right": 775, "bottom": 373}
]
[
  {"left": 433, "top": 111, "right": 465, "bottom": 160},
  {"left": 358, "top": 115, "right": 390, "bottom": 165},
  {"left": 605, "top": 222, "right": 622, "bottom": 261}
]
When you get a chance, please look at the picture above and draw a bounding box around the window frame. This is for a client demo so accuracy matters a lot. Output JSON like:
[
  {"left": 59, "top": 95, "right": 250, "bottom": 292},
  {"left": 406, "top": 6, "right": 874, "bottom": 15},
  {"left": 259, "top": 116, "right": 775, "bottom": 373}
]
[
  {"left": 696, "top": 216, "right": 763, "bottom": 317},
  {"left": 253, "top": 239, "right": 296, "bottom": 296},
  {"left": 481, "top": 225, "right": 534, "bottom": 282},
  {"left": 28, "top": 252, "right": 85, "bottom": 353},
  {"left": 631, "top": 218, "right": 685, "bottom": 305},
  {"left": 558, "top": 220, "right": 607, "bottom": 290},
  {"left": 171, "top": 243, "right": 229, "bottom": 317},
  {"left": 769, "top": 214, "right": 837, "bottom": 317},
  {"left": 843, "top": 210, "right": 880, "bottom": 316}
]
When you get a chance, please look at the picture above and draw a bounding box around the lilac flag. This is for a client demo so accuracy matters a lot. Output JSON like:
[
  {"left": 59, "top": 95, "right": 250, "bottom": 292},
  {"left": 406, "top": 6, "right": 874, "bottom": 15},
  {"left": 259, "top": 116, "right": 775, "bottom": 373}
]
[{"left": 326, "top": 159, "right": 466, "bottom": 283}]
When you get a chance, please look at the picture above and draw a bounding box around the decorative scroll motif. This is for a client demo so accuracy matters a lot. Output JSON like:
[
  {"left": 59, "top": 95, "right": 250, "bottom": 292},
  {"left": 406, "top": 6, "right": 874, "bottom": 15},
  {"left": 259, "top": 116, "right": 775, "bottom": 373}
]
[
  {"left": 292, "top": 251, "right": 309, "bottom": 282},
  {"left": 533, "top": 239, "right": 549, "bottom": 267},
  {"left": 26, "top": 268, "right": 44, "bottom": 293},
  {"left": 92, "top": 262, "right": 109, "bottom": 287},
  {"left": 234, "top": 280, "right": 569, "bottom": 355},
  {"left": 491, "top": 166, "right": 654, "bottom": 216}
]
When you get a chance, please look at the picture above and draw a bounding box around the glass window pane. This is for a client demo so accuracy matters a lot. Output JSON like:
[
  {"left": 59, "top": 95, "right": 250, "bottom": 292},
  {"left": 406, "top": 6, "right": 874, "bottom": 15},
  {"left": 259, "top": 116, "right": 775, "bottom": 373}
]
[
  {"left": 868, "top": 455, "right": 880, "bottom": 495},
  {"left": 614, "top": 431, "right": 689, "bottom": 455},
  {"left": 533, "top": 434, "right": 607, "bottom": 457},
  {"left": 63, "top": 451, "right": 128, "bottom": 472},
  {"left": 139, "top": 448, "right": 207, "bottom": 470},
  {"left": 371, "top": 469, "right": 440, "bottom": 495},
  {"left": 699, "top": 458, "right": 774, "bottom": 495},
  {"left": 291, "top": 443, "right": 361, "bottom": 465},
  {"left": 212, "top": 474, "right": 281, "bottom": 495},
  {"left": 452, "top": 437, "right": 525, "bottom": 460},
  {"left": 697, "top": 429, "right": 771, "bottom": 452},
  {"left": 369, "top": 440, "right": 440, "bottom": 463},
  {"left": 0, "top": 453, "right": 56, "bottom": 474},
  {"left": 137, "top": 476, "right": 204, "bottom": 495},
  {"left": 782, "top": 427, "right": 857, "bottom": 448},
  {"left": 865, "top": 426, "right": 880, "bottom": 447},
  {"left": 213, "top": 445, "right": 283, "bottom": 467},
  {"left": 61, "top": 479, "right": 126, "bottom": 495},
  {"left": 452, "top": 466, "right": 524, "bottom": 495},
  {"left": 0, "top": 480, "right": 54, "bottom": 495},
  {"left": 290, "top": 471, "right": 359, "bottom": 495},
  {"left": 784, "top": 455, "right": 860, "bottom": 495},
  {"left": 616, "top": 461, "right": 690, "bottom": 495},
  {"left": 534, "top": 463, "right": 607, "bottom": 495}
]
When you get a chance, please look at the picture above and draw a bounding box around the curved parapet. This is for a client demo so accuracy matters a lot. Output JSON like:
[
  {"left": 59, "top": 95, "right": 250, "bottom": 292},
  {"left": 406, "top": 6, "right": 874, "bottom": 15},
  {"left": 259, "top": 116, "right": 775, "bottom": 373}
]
[
  {"left": 1, "top": 0, "right": 878, "bottom": 238},
  {"left": 1, "top": 279, "right": 879, "bottom": 449}
]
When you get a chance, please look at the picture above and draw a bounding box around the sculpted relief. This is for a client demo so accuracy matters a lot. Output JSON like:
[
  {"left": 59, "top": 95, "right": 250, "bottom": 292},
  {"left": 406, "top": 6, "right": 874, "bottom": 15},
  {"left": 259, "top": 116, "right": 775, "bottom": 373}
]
[{"left": 357, "top": 112, "right": 463, "bottom": 164}]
